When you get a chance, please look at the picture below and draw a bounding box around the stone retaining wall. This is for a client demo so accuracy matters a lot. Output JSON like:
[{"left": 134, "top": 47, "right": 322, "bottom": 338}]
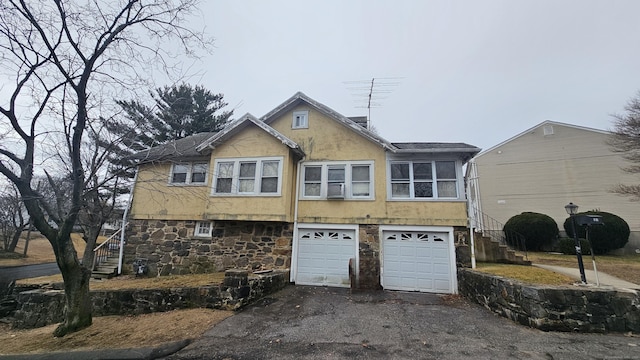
[
  {"left": 458, "top": 268, "right": 640, "bottom": 333},
  {"left": 125, "top": 220, "right": 293, "bottom": 276},
  {"left": 11, "top": 270, "right": 288, "bottom": 329}
]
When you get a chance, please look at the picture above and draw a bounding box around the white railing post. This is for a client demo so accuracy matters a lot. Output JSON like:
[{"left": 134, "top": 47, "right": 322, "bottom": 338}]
[{"left": 118, "top": 168, "right": 138, "bottom": 275}]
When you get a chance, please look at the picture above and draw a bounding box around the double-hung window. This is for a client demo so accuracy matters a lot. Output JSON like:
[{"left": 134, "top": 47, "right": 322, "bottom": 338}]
[
  {"left": 301, "top": 161, "right": 373, "bottom": 199},
  {"left": 292, "top": 110, "right": 309, "bottom": 129},
  {"left": 213, "top": 157, "right": 283, "bottom": 195},
  {"left": 170, "top": 162, "right": 209, "bottom": 185},
  {"left": 303, "top": 166, "right": 322, "bottom": 196},
  {"left": 389, "top": 160, "right": 458, "bottom": 199}
]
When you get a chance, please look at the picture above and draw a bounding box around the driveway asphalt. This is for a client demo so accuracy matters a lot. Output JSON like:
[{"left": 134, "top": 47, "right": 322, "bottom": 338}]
[{"left": 162, "top": 285, "right": 640, "bottom": 360}]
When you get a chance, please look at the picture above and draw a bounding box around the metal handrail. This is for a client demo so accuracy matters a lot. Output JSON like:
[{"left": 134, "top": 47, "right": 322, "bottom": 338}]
[
  {"left": 92, "top": 225, "right": 126, "bottom": 271},
  {"left": 469, "top": 206, "right": 528, "bottom": 260}
]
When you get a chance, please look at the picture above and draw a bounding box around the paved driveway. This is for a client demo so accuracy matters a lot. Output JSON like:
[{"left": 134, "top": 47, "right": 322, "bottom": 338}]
[{"left": 164, "top": 285, "right": 640, "bottom": 360}]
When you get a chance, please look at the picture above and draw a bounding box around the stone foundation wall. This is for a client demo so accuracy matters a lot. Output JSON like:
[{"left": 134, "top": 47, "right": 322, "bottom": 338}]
[
  {"left": 458, "top": 268, "right": 640, "bottom": 333},
  {"left": 125, "top": 220, "right": 293, "bottom": 276},
  {"left": 12, "top": 270, "right": 288, "bottom": 329},
  {"left": 357, "top": 224, "right": 381, "bottom": 290}
]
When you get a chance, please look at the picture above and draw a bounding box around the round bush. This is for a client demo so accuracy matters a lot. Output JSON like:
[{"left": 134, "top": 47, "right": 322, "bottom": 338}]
[
  {"left": 563, "top": 211, "right": 630, "bottom": 254},
  {"left": 554, "top": 237, "right": 591, "bottom": 255},
  {"left": 503, "top": 212, "right": 559, "bottom": 251}
]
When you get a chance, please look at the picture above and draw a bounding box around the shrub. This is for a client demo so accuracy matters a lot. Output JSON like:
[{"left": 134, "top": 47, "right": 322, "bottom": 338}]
[
  {"left": 503, "top": 212, "right": 559, "bottom": 251},
  {"left": 554, "top": 237, "right": 591, "bottom": 255},
  {"left": 563, "top": 211, "right": 630, "bottom": 254}
]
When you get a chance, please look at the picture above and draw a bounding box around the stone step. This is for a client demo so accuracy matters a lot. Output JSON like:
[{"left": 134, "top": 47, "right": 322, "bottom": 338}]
[{"left": 93, "top": 271, "right": 116, "bottom": 278}]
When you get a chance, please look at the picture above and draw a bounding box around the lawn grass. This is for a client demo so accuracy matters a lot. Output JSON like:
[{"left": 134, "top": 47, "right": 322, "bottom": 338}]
[
  {"left": 524, "top": 251, "right": 640, "bottom": 285},
  {"left": 0, "top": 233, "right": 103, "bottom": 267},
  {"left": 475, "top": 263, "right": 575, "bottom": 286}
]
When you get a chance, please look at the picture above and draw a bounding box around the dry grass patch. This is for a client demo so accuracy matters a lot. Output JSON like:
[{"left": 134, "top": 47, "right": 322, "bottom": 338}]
[
  {"left": 476, "top": 263, "right": 575, "bottom": 286},
  {"left": 0, "top": 308, "right": 233, "bottom": 355},
  {"left": 6, "top": 273, "right": 232, "bottom": 355},
  {"left": 526, "top": 252, "right": 640, "bottom": 285},
  {"left": 1, "top": 233, "right": 99, "bottom": 267},
  {"left": 17, "top": 272, "right": 226, "bottom": 290}
]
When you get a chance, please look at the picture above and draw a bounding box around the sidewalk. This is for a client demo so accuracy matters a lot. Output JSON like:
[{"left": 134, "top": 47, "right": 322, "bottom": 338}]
[{"left": 533, "top": 263, "right": 640, "bottom": 291}]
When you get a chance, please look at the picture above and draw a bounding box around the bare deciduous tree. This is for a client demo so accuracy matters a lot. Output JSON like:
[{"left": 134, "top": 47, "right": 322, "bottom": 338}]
[
  {"left": 0, "top": 184, "right": 29, "bottom": 252},
  {"left": 609, "top": 92, "right": 640, "bottom": 200},
  {"left": 0, "top": 0, "right": 210, "bottom": 336}
]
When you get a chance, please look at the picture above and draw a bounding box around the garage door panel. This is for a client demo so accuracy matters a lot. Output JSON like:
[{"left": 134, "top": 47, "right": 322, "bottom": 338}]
[
  {"left": 296, "top": 228, "right": 356, "bottom": 288},
  {"left": 383, "top": 230, "right": 454, "bottom": 293}
]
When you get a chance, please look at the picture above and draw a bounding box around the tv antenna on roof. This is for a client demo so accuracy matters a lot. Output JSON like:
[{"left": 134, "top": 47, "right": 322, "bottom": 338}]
[{"left": 343, "top": 77, "right": 402, "bottom": 129}]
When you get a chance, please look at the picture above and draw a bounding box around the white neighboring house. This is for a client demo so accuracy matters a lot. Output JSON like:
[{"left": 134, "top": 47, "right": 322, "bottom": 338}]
[{"left": 466, "top": 120, "right": 640, "bottom": 254}]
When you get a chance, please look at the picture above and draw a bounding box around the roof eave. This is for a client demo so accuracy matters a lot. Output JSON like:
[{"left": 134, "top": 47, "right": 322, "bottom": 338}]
[
  {"left": 393, "top": 147, "right": 481, "bottom": 154},
  {"left": 195, "top": 113, "right": 305, "bottom": 157},
  {"left": 392, "top": 147, "right": 481, "bottom": 162},
  {"left": 260, "top": 91, "right": 396, "bottom": 152}
]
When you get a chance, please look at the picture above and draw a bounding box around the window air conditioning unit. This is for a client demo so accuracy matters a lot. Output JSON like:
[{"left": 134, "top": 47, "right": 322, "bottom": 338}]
[{"left": 327, "top": 183, "right": 345, "bottom": 199}]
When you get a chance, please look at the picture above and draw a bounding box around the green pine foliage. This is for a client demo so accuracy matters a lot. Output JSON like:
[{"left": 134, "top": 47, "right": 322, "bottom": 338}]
[{"left": 101, "top": 83, "right": 233, "bottom": 177}]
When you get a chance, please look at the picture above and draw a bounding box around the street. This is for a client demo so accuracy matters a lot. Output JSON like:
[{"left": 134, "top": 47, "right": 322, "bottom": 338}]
[{"left": 0, "top": 263, "right": 59, "bottom": 283}]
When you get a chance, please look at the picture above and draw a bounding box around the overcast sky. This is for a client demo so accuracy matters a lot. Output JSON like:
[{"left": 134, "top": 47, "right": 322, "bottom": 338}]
[{"left": 188, "top": 0, "right": 640, "bottom": 151}]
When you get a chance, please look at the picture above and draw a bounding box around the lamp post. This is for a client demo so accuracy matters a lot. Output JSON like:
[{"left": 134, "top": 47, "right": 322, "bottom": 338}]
[{"left": 565, "top": 202, "right": 587, "bottom": 284}]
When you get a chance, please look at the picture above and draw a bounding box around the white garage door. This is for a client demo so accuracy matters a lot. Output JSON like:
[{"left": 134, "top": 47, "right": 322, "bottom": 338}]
[
  {"left": 295, "top": 228, "right": 356, "bottom": 287},
  {"left": 383, "top": 230, "right": 454, "bottom": 293}
]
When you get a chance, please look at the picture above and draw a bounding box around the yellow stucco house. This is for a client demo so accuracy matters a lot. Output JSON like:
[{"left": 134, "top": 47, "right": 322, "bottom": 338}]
[{"left": 126, "top": 92, "right": 480, "bottom": 293}]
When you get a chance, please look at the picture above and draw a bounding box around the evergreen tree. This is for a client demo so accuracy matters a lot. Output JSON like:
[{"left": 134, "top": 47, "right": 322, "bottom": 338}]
[{"left": 114, "top": 83, "right": 232, "bottom": 150}]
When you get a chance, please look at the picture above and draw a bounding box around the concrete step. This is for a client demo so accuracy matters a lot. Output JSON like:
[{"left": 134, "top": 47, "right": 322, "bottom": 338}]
[{"left": 474, "top": 233, "right": 531, "bottom": 265}]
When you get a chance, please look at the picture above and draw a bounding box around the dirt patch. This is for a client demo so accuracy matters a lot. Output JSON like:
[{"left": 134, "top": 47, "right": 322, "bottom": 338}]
[{"left": 0, "top": 308, "right": 233, "bottom": 355}]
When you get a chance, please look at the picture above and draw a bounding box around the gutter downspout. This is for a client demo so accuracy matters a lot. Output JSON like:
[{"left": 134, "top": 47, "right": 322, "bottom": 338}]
[
  {"left": 118, "top": 168, "right": 138, "bottom": 275},
  {"left": 467, "top": 160, "right": 478, "bottom": 269},
  {"left": 290, "top": 157, "right": 304, "bottom": 283}
]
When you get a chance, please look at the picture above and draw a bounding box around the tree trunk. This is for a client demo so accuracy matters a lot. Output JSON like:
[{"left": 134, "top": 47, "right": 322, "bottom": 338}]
[
  {"left": 81, "top": 226, "right": 101, "bottom": 269},
  {"left": 53, "top": 235, "right": 92, "bottom": 337},
  {"left": 7, "top": 228, "right": 22, "bottom": 252},
  {"left": 22, "top": 227, "right": 31, "bottom": 257}
]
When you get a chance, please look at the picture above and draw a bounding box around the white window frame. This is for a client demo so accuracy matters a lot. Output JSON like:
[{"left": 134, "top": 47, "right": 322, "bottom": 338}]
[
  {"left": 387, "top": 158, "right": 464, "bottom": 201},
  {"left": 212, "top": 157, "right": 284, "bottom": 196},
  {"left": 387, "top": 159, "right": 462, "bottom": 200},
  {"left": 194, "top": 221, "right": 213, "bottom": 237},
  {"left": 169, "top": 161, "right": 209, "bottom": 186},
  {"left": 292, "top": 110, "right": 309, "bottom": 129},
  {"left": 300, "top": 161, "right": 374, "bottom": 200}
]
